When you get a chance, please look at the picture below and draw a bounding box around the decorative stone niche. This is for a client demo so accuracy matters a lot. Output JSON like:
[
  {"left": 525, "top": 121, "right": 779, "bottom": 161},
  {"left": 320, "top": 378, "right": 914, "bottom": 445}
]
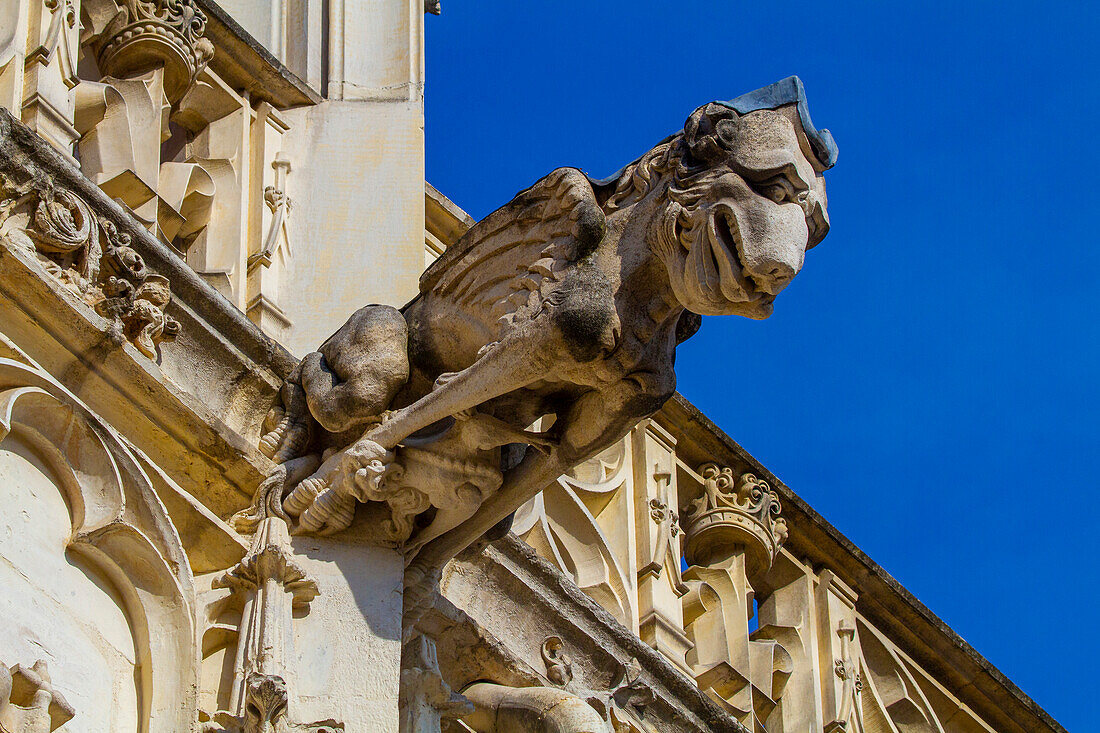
[{"left": 0, "top": 356, "right": 196, "bottom": 732}]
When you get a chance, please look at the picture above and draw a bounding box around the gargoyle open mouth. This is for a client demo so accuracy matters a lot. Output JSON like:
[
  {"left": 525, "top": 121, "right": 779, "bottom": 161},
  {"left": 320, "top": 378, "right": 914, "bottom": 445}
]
[{"left": 705, "top": 206, "right": 769, "bottom": 306}]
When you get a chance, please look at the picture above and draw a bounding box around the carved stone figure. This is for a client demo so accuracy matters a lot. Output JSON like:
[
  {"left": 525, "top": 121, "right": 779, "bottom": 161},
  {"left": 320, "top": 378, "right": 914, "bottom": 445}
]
[{"left": 243, "top": 77, "right": 837, "bottom": 572}]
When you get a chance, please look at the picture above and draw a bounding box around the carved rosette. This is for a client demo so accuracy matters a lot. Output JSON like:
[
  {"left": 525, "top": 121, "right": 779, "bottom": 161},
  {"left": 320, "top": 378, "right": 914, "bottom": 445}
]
[
  {"left": 683, "top": 464, "right": 788, "bottom": 576},
  {"left": 0, "top": 175, "right": 181, "bottom": 359},
  {"left": 94, "top": 0, "right": 215, "bottom": 102}
]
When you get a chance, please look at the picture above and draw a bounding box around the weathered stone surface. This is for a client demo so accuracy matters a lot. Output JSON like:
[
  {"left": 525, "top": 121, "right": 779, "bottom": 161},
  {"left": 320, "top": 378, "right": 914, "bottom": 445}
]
[
  {"left": 0, "top": 106, "right": 289, "bottom": 515},
  {"left": 442, "top": 535, "right": 750, "bottom": 733}
]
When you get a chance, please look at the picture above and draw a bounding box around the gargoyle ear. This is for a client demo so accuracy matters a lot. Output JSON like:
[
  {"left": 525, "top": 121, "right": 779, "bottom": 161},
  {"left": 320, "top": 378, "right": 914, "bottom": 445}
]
[{"left": 683, "top": 103, "right": 737, "bottom": 164}]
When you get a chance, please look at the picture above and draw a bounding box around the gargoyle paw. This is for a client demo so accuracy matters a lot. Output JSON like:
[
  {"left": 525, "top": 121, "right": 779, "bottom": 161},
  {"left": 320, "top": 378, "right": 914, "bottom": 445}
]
[{"left": 297, "top": 487, "right": 356, "bottom": 534}]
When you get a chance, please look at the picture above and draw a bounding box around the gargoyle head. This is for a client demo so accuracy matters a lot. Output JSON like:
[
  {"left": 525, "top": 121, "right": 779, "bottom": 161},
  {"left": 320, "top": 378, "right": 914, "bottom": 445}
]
[{"left": 600, "top": 76, "right": 837, "bottom": 319}]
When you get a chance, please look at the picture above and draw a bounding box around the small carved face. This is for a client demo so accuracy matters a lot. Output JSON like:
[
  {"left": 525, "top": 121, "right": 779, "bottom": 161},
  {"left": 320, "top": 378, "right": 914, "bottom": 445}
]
[{"left": 656, "top": 105, "right": 830, "bottom": 319}]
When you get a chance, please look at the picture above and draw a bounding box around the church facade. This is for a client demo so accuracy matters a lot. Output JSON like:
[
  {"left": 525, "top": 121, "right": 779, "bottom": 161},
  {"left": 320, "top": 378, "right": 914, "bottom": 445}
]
[{"left": 0, "top": 1, "right": 1064, "bottom": 731}]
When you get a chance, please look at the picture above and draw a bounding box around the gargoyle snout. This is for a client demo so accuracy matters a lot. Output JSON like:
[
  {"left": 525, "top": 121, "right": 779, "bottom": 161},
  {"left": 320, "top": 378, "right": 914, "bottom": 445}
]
[{"left": 745, "top": 258, "right": 796, "bottom": 296}]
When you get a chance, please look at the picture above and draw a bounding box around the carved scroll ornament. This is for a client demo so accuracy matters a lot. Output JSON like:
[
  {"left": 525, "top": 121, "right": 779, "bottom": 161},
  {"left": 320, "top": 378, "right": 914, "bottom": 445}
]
[{"left": 0, "top": 174, "right": 181, "bottom": 359}]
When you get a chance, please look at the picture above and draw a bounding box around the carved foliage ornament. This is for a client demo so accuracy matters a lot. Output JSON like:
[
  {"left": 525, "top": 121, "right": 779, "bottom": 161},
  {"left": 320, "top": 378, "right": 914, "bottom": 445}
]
[
  {"left": 0, "top": 174, "right": 180, "bottom": 359},
  {"left": 94, "top": 0, "right": 215, "bottom": 102},
  {"left": 683, "top": 464, "right": 788, "bottom": 575}
]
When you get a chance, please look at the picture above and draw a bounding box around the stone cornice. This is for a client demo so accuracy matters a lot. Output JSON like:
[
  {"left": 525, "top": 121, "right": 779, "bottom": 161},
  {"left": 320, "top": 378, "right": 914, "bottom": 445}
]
[
  {"left": 451, "top": 535, "right": 750, "bottom": 733},
  {"left": 194, "top": 0, "right": 322, "bottom": 108},
  {"left": 425, "top": 182, "right": 474, "bottom": 247},
  {"left": 0, "top": 107, "right": 295, "bottom": 517}
]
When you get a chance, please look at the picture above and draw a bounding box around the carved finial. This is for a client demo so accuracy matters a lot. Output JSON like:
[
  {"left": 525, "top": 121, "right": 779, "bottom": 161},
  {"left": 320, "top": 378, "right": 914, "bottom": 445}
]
[
  {"left": 683, "top": 464, "right": 788, "bottom": 576},
  {"left": 214, "top": 516, "right": 319, "bottom": 610},
  {"left": 0, "top": 659, "right": 76, "bottom": 732},
  {"left": 400, "top": 633, "right": 472, "bottom": 731},
  {"left": 94, "top": 0, "right": 216, "bottom": 102}
]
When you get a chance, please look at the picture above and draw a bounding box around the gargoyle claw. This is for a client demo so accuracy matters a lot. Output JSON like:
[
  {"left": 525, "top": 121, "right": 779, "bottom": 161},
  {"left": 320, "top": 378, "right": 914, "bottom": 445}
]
[
  {"left": 298, "top": 487, "right": 356, "bottom": 534},
  {"left": 282, "top": 437, "right": 394, "bottom": 535}
]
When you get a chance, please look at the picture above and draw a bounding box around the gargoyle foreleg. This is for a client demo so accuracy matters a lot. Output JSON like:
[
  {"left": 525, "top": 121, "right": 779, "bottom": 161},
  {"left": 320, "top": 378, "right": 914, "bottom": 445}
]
[
  {"left": 367, "top": 330, "right": 555, "bottom": 451},
  {"left": 284, "top": 331, "right": 557, "bottom": 535},
  {"left": 406, "top": 379, "right": 651, "bottom": 572},
  {"left": 455, "top": 410, "right": 556, "bottom": 454}
]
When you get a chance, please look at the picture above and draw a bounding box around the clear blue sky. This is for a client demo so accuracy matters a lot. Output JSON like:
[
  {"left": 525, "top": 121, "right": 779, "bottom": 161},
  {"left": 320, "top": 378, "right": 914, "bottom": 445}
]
[{"left": 424, "top": 3, "right": 1097, "bottom": 729}]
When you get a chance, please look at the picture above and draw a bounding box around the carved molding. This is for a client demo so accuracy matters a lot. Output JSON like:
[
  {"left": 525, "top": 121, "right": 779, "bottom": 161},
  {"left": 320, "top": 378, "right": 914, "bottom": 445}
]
[
  {"left": 94, "top": 0, "right": 215, "bottom": 103},
  {"left": 824, "top": 619, "right": 863, "bottom": 733},
  {"left": 0, "top": 173, "right": 181, "bottom": 359},
  {"left": 853, "top": 617, "right": 950, "bottom": 733},
  {"left": 251, "top": 153, "right": 292, "bottom": 270},
  {"left": 641, "top": 461, "right": 685, "bottom": 594},
  {"left": 513, "top": 440, "right": 635, "bottom": 626},
  {"left": 683, "top": 464, "right": 788, "bottom": 576},
  {"left": 0, "top": 357, "right": 198, "bottom": 731}
]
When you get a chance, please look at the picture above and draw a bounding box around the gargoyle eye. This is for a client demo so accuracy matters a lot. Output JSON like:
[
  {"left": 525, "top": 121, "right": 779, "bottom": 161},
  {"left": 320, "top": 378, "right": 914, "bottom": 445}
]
[{"left": 756, "top": 177, "right": 795, "bottom": 204}]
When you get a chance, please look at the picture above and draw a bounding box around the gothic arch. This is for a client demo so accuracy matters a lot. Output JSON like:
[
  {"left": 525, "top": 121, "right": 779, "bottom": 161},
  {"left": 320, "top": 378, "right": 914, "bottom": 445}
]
[{"left": 0, "top": 356, "right": 197, "bottom": 732}]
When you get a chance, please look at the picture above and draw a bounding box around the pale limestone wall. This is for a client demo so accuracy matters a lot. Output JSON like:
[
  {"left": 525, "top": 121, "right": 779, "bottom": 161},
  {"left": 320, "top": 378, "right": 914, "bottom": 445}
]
[
  {"left": 279, "top": 100, "right": 426, "bottom": 356},
  {"left": 290, "top": 538, "right": 404, "bottom": 731},
  {"left": 218, "top": 0, "right": 428, "bottom": 356}
]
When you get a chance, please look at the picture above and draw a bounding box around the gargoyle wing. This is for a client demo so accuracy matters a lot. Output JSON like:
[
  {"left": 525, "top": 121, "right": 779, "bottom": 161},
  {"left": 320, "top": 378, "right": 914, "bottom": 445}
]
[{"left": 419, "top": 167, "right": 606, "bottom": 340}]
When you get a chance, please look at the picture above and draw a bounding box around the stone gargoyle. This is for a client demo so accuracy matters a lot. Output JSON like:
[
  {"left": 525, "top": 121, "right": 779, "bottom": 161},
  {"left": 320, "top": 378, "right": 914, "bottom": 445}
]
[{"left": 235, "top": 76, "right": 837, "bottom": 572}]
